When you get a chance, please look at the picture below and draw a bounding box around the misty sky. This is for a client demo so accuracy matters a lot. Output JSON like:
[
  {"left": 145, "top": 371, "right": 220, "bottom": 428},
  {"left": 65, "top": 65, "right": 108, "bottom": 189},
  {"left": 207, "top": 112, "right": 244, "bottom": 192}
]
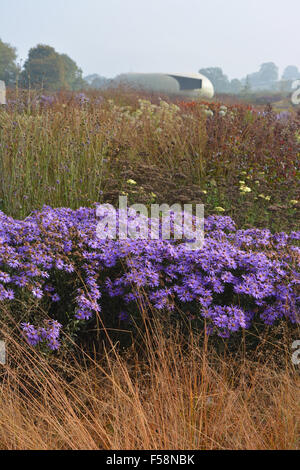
[{"left": 0, "top": 0, "right": 299, "bottom": 80}]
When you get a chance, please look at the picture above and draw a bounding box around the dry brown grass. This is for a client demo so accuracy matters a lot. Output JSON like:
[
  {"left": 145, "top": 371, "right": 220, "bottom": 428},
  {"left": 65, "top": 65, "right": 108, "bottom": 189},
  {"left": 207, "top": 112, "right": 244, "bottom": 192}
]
[{"left": 0, "top": 318, "right": 299, "bottom": 450}]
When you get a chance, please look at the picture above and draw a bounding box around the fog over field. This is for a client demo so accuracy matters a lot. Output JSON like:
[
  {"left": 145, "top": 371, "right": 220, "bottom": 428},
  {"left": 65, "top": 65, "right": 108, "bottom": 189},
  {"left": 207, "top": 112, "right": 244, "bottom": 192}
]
[{"left": 0, "top": 0, "right": 299, "bottom": 79}]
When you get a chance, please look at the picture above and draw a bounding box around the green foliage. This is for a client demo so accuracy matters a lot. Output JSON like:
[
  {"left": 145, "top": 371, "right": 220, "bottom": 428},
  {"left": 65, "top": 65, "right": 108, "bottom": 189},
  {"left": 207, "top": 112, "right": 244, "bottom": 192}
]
[
  {"left": 21, "top": 45, "right": 64, "bottom": 90},
  {"left": 246, "top": 62, "right": 279, "bottom": 91},
  {"left": 60, "top": 53, "right": 85, "bottom": 90},
  {"left": 84, "top": 74, "right": 111, "bottom": 90},
  {"left": 199, "top": 67, "right": 230, "bottom": 93},
  {"left": 282, "top": 65, "right": 300, "bottom": 81},
  {"left": 199, "top": 67, "right": 243, "bottom": 95},
  {"left": 0, "top": 38, "right": 18, "bottom": 85},
  {"left": 230, "top": 78, "right": 243, "bottom": 94},
  {"left": 21, "top": 44, "right": 85, "bottom": 91}
]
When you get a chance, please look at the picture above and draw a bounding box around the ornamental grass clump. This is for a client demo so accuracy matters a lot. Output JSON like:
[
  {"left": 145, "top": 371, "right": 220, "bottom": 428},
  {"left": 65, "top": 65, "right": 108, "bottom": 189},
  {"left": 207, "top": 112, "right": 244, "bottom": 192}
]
[
  {"left": 0, "top": 316, "right": 299, "bottom": 450},
  {"left": 0, "top": 206, "right": 299, "bottom": 350}
]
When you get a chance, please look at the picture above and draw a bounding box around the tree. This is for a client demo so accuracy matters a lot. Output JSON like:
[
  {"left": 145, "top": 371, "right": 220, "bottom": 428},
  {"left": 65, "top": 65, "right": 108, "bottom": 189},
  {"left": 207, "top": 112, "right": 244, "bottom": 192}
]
[
  {"left": 241, "top": 75, "right": 252, "bottom": 94},
  {"left": 85, "top": 74, "right": 111, "bottom": 89},
  {"left": 0, "top": 38, "right": 18, "bottom": 85},
  {"left": 60, "top": 54, "right": 85, "bottom": 90},
  {"left": 21, "top": 45, "right": 64, "bottom": 90},
  {"left": 259, "top": 62, "right": 278, "bottom": 83},
  {"left": 246, "top": 62, "right": 279, "bottom": 90},
  {"left": 21, "top": 44, "right": 85, "bottom": 91},
  {"left": 199, "top": 67, "right": 230, "bottom": 93},
  {"left": 282, "top": 65, "right": 300, "bottom": 81},
  {"left": 84, "top": 74, "right": 100, "bottom": 85},
  {"left": 229, "top": 78, "right": 243, "bottom": 94}
]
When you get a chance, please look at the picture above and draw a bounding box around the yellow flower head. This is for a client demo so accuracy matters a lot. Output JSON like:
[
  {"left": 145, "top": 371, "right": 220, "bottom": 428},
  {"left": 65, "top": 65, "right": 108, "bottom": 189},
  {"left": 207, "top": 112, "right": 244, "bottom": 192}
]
[
  {"left": 240, "top": 185, "right": 252, "bottom": 193},
  {"left": 127, "top": 179, "right": 137, "bottom": 185},
  {"left": 258, "top": 194, "right": 270, "bottom": 201}
]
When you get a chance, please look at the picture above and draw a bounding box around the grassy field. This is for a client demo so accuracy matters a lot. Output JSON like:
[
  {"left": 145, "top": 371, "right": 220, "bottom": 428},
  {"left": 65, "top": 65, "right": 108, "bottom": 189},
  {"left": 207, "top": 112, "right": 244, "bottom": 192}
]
[
  {"left": 0, "top": 88, "right": 299, "bottom": 450},
  {"left": 0, "top": 317, "right": 299, "bottom": 450},
  {"left": 1, "top": 88, "right": 299, "bottom": 230}
]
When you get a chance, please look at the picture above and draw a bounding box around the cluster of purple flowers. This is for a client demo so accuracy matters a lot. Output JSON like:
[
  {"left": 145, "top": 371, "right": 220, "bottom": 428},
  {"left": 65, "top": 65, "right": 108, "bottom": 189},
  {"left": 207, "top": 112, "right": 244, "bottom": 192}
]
[
  {"left": 39, "top": 95, "right": 55, "bottom": 107},
  {"left": 21, "top": 320, "right": 61, "bottom": 350},
  {"left": 0, "top": 206, "right": 299, "bottom": 349},
  {"left": 75, "top": 93, "right": 90, "bottom": 105}
]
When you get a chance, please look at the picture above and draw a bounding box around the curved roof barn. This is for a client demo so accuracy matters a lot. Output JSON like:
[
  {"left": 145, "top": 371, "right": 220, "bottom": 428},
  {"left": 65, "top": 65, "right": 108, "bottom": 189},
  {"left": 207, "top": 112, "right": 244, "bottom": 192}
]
[{"left": 113, "top": 72, "right": 214, "bottom": 100}]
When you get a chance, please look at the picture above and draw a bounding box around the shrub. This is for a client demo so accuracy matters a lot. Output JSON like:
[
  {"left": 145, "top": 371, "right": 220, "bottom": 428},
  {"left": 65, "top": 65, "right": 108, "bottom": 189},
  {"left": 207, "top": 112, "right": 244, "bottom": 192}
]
[{"left": 0, "top": 206, "right": 299, "bottom": 350}]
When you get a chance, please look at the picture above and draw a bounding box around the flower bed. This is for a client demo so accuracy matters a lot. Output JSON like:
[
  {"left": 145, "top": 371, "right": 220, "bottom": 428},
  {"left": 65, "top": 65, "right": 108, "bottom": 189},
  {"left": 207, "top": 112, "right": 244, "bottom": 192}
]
[{"left": 0, "top": 206, "right": 299, "bottom": 350}]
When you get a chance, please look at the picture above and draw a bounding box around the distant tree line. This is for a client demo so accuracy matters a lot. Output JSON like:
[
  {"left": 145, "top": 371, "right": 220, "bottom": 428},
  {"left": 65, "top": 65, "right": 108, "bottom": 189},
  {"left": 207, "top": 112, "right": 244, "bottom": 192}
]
[
  {"left": 0, "top": 38, "right": 112, "bottom": 91},
  {"left": 84, "top": 73, "right": 112, "bottom": 89},
  {"left": 0, "top": 39, "right": 85, "bottom": 90},
  {"left": 199, "top": 63, "right": 300, "bottom": 95},
  {"left": 1, "top": 38, "right": 299, "bottom": 94}
]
